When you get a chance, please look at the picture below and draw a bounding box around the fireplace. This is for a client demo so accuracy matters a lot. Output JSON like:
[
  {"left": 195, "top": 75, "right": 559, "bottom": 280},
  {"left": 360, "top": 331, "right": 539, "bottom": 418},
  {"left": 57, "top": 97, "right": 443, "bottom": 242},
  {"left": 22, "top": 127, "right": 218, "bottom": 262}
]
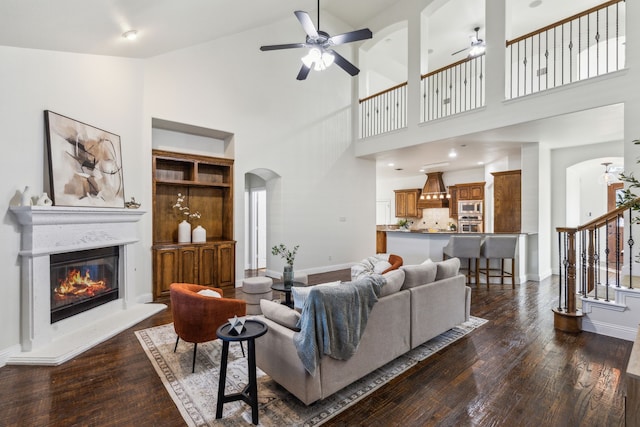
[
  {"left": 9, "top": 205, "right": 166, "bottom": 365},
  {"left": 50, "top": 246, "right": 119, "bottom": 323}
]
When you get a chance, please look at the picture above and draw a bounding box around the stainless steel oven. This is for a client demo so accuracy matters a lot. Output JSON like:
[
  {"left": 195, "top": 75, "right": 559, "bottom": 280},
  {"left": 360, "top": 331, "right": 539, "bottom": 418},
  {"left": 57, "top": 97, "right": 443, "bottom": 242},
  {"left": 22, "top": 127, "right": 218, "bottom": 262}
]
[
  {"left": 458, "top": 200, "right": 483, "bottom": 215},
  {"left": 458, "top": 214, "right": 483, "bottom": 233},
  {"left": 458, "top": 221, "right": 483, "bottom": 233}
]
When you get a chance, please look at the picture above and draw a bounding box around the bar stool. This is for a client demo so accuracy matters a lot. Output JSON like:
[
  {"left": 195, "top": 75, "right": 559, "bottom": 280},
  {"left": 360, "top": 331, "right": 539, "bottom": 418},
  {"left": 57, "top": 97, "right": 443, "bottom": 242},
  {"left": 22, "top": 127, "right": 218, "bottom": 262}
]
[
  {"left": 480, "top": 236, "right": 518, "bottom": 289},
  {"left": 442, "top": 235, "right": 482, "bottom": 285}
]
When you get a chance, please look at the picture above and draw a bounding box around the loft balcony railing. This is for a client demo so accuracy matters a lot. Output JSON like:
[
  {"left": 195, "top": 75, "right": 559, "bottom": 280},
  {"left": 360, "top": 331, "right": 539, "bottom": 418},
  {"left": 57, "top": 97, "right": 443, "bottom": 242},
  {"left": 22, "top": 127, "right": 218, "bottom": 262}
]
[
  {"left": 358, "top": 1, "right": 625, "bottom": 138},
  {"left": 359, "top": 82, "right": 407, "bottom": 139},
  {"left": 506, "top": 0, "right": 626, "bottom": 99},
  {"left": 420, "top": 54, "right": 485, "bottom": 122},
  {"left": 555, "top": 197, "right": 638, "bottom": 332}
]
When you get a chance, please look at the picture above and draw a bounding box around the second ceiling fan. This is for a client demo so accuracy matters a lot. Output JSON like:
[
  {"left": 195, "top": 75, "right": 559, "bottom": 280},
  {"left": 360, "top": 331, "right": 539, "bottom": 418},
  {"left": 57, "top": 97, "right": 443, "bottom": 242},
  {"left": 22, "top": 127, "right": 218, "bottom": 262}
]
[
  {"left": 451, "top": 27, "right": 486, "bottom": 57},
  {"left": 259, "top": 1, "right": 373, "bottom": 80}
]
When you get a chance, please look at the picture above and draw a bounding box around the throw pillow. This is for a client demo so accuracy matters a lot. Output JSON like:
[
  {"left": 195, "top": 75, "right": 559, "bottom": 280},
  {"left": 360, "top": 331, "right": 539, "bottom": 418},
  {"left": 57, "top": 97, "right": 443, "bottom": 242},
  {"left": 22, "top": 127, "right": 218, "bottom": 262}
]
[
  {"left": 291, "top": 281, "right": 341, "bottom": 310},
  {"left": 380, "top": 269, "right": 405, "bottom": 297},
  {"left": 260, "top": 299, "right": 301, "bottom": 331},
  {"left": 197, "top": 289, "right": 221, "bottom": 298},
  {"left": 400, "top": 259, "right": 437, "bottom": 289},
  {"left": 436, "top": 257, "right": 461, "bottom": 280}
]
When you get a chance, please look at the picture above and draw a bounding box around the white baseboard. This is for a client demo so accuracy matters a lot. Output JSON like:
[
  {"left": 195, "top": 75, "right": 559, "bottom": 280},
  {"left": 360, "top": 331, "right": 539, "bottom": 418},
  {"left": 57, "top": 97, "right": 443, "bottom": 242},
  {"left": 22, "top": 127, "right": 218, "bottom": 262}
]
[
  {"left": 581, "top": 317, "right": 637, "bottom": 341},
  {"left": 0, "top": 344, "right": 21, "bottom": 368}
]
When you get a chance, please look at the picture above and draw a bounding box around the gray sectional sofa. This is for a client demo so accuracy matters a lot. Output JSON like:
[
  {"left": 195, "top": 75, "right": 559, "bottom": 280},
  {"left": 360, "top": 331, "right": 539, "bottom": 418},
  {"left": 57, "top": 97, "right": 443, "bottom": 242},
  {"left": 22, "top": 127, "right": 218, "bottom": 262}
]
[{"left": 254, "top": 257, "right": 471, "bottom": 405}]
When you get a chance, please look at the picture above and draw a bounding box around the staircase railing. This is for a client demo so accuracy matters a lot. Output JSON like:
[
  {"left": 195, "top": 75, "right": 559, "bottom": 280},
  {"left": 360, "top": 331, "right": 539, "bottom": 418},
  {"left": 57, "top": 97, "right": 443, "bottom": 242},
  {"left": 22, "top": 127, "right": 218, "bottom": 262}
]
[{"left": 555, "top": 197, "right": 639, "bottom": 332}]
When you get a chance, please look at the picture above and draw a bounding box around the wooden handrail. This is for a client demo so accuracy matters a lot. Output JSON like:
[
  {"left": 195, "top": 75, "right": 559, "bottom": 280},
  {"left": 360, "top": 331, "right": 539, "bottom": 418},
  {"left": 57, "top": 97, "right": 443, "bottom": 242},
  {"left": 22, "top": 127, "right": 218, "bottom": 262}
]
[
  {"left": 506, "top": 0, "right": 624, "bottom": 47},
  {"left": 578, "top": 196, "right": 640, "bottom": 231},
  {"left": 359, "top": 81, "right": 408, "bottom": 104},
  {"left": 420, "top": 54, "right": 484, "bottom": 80}
]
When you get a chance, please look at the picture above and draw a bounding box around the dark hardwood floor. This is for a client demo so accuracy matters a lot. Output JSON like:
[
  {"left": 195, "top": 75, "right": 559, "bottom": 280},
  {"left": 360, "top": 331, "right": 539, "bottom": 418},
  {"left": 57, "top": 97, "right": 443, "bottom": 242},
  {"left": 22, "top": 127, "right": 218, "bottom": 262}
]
[{"left": 0, "top": 273, "right": 633, "bottom": 426}]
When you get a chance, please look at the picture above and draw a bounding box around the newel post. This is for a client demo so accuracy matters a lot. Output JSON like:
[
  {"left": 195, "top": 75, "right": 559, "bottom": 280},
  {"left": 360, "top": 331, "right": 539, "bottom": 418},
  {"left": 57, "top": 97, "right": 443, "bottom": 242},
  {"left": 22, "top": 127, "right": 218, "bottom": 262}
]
[{"left": 554, "top": 227, "right": 583, "bottom": 333}]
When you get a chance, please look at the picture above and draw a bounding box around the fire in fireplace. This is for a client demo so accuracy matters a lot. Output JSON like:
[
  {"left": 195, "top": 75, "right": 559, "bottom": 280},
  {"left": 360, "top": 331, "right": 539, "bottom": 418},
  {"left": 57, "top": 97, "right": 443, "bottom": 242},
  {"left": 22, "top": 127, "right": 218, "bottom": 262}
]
[{"left": 50, "top": 246, "right": 119, "bottom": 323}]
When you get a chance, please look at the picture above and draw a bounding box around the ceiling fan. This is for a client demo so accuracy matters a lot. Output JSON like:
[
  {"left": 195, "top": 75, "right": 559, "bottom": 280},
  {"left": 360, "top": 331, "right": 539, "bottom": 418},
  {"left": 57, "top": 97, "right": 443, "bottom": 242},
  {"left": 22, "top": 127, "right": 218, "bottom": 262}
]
[
  {"left": 451, "top": 27, "right": 486, "bottom": 57},
  {"left": 259, "top": 1, "right": 373, "bottom": 80}
]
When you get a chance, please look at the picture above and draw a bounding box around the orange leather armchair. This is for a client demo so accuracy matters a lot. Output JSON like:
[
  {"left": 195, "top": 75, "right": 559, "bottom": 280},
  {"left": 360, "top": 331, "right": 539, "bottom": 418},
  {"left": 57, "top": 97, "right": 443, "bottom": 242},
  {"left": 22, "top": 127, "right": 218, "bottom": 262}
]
[
  {"left": 381, "top": 254, "right": 403, "bottom": 275},
  {"left": 170, "top": 283, "right": 247, "bottom": 372}
]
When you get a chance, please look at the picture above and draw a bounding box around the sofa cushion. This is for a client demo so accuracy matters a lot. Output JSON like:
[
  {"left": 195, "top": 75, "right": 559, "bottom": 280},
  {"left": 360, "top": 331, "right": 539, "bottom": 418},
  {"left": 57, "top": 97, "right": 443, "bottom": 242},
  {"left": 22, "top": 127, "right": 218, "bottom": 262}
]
[
  {"left": 436, "top": 257, "right": 461, "bottom": 280},
  {"left": 400, "top": 259, "right": 437, "bottom": 289},
  {"left": 380, "top": 269, "right": 405, "bottom": 297},
  {"left": 291, "top": 281, "right": 341, "bottom": 310},
  {"left": 260, "top": 299, "right": 301, "bottom": 331}
]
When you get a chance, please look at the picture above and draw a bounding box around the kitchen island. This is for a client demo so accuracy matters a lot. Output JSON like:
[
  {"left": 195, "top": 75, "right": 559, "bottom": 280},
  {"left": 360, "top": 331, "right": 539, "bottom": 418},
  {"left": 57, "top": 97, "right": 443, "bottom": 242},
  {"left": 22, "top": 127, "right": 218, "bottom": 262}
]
[{"left": 384, "top": 229, "right": 531, "bottom": 285}]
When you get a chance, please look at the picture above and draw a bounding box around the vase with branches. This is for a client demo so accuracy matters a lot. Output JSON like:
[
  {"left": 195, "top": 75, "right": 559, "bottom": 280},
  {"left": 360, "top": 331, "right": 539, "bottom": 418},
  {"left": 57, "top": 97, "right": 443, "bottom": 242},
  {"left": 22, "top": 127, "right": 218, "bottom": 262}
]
[{"left": 272, "top": 243, "right": 299, "bottom": 285}]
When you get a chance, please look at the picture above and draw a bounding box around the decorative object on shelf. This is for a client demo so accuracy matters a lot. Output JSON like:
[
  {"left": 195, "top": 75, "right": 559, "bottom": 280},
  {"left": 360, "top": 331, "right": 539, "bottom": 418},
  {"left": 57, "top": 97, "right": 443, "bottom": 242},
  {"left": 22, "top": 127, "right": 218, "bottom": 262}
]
[
  {"left": 172, "top": 193, "right": 201, "bottom": 220},
  {"left": 449, "top": 222, "right": 457, "bottom": 231},
  {"left": 44, "top": 110, "right": 125, "bottom": 208},
  {"left": 178, "top": 220, "right": 191, "bottom": 243},
  {"left": 173, "top": 193, "right": 201, "bottom": 244},
  {"left": 272, "top": 243, "right": 299, "bottom": 285},
  {"left": 20, "top": 186, "right": 33, "bottom": 206},
  {"left": 192, "top": 225, "right": 206, "bottom": 243},
  {"left": 36, "top": 192, "right": 53, "bottom": 206},
  {"left": 124, "top": 196, "right": 141, "bottom": 209}
]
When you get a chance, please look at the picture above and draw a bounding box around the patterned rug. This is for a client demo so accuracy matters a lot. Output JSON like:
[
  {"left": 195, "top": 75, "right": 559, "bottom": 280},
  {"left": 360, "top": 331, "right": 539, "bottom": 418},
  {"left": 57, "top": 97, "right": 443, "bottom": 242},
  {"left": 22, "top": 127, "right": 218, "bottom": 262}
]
[{"left": 135, "top": 316, "right": 487, "bottom": 426}]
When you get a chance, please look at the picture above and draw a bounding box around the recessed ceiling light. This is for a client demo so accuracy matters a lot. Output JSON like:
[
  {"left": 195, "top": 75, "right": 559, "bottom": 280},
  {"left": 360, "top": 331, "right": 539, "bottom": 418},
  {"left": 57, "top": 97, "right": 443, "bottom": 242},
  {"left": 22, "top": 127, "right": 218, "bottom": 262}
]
[
  {"left": 529, "top": 0, "right": 542, "bottom": 8},
  {"left": 387, "top": 163, "right": 395, "bottom": 167},
  {"left": 448, "top": 150, "right": 457, "bottom": 158},
  {"left": 477, "top": 161, "right": 484, "bottom": 165},
  {"left": 122, "top": 30, "right": 138, "bottom": 41}
]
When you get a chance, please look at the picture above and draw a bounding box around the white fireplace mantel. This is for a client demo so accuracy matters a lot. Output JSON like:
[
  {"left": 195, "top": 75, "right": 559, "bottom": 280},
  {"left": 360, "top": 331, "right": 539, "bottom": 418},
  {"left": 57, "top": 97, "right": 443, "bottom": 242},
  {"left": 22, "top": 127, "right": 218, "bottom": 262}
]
[{"left": 8, "top": 205, "right": 165, "bottom": 365}]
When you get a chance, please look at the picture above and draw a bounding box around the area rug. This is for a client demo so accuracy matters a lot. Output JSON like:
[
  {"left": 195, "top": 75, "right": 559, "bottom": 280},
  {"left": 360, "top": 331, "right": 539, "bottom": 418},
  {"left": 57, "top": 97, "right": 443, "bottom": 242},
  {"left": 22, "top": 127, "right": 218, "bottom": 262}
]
[{"left": 135, "top": 316, "right": 487, "bottom": 426}]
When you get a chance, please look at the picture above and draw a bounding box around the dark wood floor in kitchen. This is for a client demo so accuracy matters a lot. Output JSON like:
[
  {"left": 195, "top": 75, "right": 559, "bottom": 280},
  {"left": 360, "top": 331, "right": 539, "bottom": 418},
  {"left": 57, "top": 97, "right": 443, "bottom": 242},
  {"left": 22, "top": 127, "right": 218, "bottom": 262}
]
[{"left": 0, "top": 272, "right": 632, "bottom": 426}]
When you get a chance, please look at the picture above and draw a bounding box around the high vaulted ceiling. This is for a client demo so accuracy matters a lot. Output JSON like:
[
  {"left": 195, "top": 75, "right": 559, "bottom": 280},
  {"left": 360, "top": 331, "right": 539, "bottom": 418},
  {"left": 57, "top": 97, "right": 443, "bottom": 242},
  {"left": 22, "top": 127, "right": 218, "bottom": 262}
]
[
  {"left": 0, "top": 0, "right": 398, "bottom": 58},
  {"left": 0, "top": 0, "right": 624, "bottom": 179}
]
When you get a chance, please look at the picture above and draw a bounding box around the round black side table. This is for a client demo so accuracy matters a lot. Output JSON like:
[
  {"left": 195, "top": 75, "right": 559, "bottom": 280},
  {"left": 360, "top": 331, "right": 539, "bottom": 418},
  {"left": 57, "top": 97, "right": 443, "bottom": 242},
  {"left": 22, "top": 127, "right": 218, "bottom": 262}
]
[
  {"left": 271, "top": 281, "right": 306, "bottom": 308},
  {"left": 215, "top": 319, "right": 268, "bottom": 425}
]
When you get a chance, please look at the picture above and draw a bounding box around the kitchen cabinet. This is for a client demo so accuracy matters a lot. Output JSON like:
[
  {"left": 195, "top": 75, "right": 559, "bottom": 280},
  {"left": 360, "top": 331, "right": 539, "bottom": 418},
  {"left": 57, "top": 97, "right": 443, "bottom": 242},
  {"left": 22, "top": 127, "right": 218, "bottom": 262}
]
[
  {"left": 456, "top": 182, "right": 485, "bottom": 201},
  {"left": 152, "top": 150, "right": 235, "bottom": 299},
  {"left": 449, "top": 185, "right": 458, "bottom": 218},
  {"left": 493, "top": 170, "right": 521, "bottom": 232},
  {"left": 153, "top": 242, "right": 236, "bottom": 298},
  {"left": 376, "top": 230, "right": 387, "bottom": 254},
  {"left": 394, "top": 189, "right": 422, "bottom": 218}
]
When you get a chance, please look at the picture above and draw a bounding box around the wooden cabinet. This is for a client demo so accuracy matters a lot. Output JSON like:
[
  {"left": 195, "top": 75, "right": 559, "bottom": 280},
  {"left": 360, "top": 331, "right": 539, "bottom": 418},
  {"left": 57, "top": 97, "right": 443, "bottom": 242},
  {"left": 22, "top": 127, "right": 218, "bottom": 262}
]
[
  {"left": 493, "top": 170, "right": 521, "bottom": 232},
  {"left": 456, "top": 182, "right": 485, "bottom": 201},
  {"left": 376, "top": 230, "right": 387, "bottom": 254},
  {"left": 152, "top": 150, "right": 235, "bottom": 299},
  {"left": 449, "top": 186, "right": 458, "bottom": 218},
  {"left": 153, "top": 242, "right": 236, "bottom": 298},
  {"left": 394, "top": 189, "right": 422, "bottom": 218}
]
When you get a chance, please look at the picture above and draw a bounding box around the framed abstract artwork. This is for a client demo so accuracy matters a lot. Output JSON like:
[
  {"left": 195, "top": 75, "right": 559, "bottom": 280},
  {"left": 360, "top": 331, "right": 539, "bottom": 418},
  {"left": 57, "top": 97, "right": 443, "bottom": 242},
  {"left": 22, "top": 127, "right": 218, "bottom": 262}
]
[{"left": 44, "top": 110, "right": 125, "bottom": 207}]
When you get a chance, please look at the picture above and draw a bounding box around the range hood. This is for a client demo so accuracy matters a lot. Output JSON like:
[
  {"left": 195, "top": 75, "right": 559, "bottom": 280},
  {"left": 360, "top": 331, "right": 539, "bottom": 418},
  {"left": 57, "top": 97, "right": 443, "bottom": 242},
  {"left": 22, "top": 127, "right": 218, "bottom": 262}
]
[{"left": 417, "top": 172, "right": 450, "bottom": 209}]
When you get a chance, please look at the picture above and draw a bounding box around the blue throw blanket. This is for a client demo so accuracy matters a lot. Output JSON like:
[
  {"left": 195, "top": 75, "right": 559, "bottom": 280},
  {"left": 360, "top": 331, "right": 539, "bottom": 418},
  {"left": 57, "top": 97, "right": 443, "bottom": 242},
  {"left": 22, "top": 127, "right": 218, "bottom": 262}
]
[{"left": 293, "top": 274, "right": 386, "bottom": 376}]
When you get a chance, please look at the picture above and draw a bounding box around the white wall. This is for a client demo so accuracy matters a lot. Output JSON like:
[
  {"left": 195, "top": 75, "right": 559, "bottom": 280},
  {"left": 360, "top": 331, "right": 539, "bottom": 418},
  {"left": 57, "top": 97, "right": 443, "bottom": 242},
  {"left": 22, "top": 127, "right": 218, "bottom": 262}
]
[
  {"left": 0, "top": 46, "right": 145, "bottom": 353},
  {"left": 144, "top": 16, "right": 376, "bottom": 279}
]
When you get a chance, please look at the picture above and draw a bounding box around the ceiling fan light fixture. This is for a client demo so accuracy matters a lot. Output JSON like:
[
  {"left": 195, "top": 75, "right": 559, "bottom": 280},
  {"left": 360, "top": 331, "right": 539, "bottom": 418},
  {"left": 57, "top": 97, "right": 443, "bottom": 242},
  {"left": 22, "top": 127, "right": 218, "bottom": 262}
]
[
  {"left": 301, "top": 48, "right": 334, "bottom": 71},
  {"left": 469, "top": 44, "right": 485, "bottom": 57}
]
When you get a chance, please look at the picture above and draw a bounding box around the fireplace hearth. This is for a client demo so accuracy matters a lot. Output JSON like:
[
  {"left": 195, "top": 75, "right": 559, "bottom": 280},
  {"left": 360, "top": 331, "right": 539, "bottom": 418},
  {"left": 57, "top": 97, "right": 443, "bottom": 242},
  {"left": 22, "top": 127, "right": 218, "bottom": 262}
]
[{"left": 50, "top": 246, "right": 119, "bottom": 323}]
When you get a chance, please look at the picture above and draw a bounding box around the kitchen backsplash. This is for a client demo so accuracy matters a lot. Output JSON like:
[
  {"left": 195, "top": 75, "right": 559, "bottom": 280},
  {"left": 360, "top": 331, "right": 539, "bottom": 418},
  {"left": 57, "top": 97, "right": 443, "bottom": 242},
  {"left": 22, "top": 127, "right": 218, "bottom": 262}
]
[{"left": 402, "top": 208, "right": 454, "bottom": 230}]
